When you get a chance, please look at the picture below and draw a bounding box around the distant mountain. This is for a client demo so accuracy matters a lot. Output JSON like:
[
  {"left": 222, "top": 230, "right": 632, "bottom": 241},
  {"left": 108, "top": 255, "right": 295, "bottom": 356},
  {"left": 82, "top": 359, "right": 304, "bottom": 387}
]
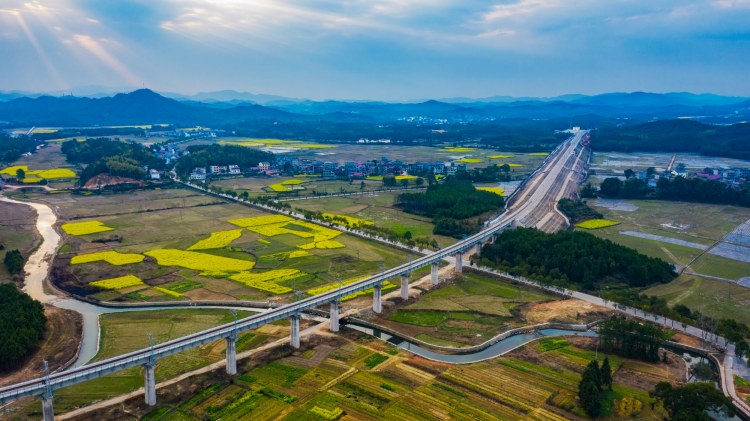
[
  {"left": 0, "top": 89, "right": 292, "bottom": 126},
  {"left": 0, "top": 89, "right": 748, "bottom": 127},
  {"left": 165, "top": 90, "right": 307, "bottom": 106}
]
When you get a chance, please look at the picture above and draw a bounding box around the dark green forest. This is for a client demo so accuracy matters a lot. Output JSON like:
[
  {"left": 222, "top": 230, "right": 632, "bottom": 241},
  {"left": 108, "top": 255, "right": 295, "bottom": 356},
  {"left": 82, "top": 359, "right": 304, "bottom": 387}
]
[
  {"left": 397, "top": 179, "right": 505, "bottom": 237},
  {"left": 597, "top": 176, "right": 750, "bottom": 207},
  {"left": 0, "top": 134, "right": 36, "bottom": 163},
  {"left": 62, "top": 138, "right": 165, "bottom": 185},
  {"left": 174, "top": 144, "right": 273, "bottom": 177},
  {"left": 0, "top": 284, "right": 47, "bottom": 371},
  {"left": 599, "top": 317, "right": 667, "bottom": 362},
  {"left": 651, "top": 382, "right": 734, "bottom": 420},
  {"left": 479, "top": 228, "right": 676, "bottom": 290},
  {"left": 592, "top": 120, "right": 750, "bottom": 159}
]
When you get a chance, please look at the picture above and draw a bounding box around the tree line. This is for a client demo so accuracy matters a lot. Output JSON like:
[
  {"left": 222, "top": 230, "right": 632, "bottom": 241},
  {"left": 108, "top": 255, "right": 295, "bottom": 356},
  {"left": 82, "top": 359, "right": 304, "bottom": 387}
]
[
  {"left": 479, "top": 228, "right": 676, "bottom": 290},
  {"left": 0, "top": 284, "right": 46, "bottom": 371},
  {"left": 397, "top": 179, "right": 505, "bottom": 237},
  {"left": 174, "top": 144, "right": 273, "bottom": 177},
  {"left": 593, "top": 176, "right": 750, "bottom": 207}
]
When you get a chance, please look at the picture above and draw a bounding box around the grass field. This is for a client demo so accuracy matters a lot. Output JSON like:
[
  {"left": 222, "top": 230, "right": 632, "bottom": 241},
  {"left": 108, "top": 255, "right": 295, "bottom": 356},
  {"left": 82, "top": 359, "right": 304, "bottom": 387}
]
[
  {"left": 48, "top": 187, "right": 419, "bottom": 303},
  {"left": 585, "top": 199, "right": 750, "bottom": 278},
  {"left": 290, "top": 192, "right": 456, "bottom": 247},
  {"left": 381, "top": 272, "right": 559, "bottom": 346},
  {"left": 646, "top": 274, "right": 750, "bottom": 325},
  {"left": 0, "top": 201, "right": 41, "bottom": 282},
  {"left": 131, "top": 332, "right": 675, "bottom": 421},
  {"left": 16, "top": 309, "right": 275, "bottom": 417}
]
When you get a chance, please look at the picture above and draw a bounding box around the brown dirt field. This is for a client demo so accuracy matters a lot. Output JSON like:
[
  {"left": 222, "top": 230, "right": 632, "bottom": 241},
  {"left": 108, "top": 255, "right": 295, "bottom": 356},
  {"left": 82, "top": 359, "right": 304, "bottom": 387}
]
[
  {"left": 0, "top": 306, "right": 82, "bottom": 387},
  {"left": 523, "top": 299, "right": 611, "bottom": 324},
  {"left": 669, "top": 332, "right": 707, "bottom": 349}
]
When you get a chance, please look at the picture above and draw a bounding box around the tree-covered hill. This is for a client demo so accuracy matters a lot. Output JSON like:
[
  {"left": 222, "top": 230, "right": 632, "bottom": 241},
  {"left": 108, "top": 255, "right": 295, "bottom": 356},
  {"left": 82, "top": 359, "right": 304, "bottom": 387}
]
[
  {"left": 0, "top": 284, "right": 46, "bottom": 371},
  {"left": 591, "top": 120, "right": 750, "bottom": 160},
  {"left": 479, "top": 228, "right": 676, "bottom": 290},
  {"left": 174, "top": 144, "right": 273, "bottom": 177}
]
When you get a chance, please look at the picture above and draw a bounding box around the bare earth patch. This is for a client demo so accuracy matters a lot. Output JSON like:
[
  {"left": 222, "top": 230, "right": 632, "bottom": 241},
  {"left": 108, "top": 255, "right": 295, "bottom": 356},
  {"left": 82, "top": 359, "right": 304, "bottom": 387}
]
[
  {"left": 0, "top": 306, "right": 82, "bottom": 387},
  {"left": 523, "top": 299, "right": 611, "bottom": 324}
]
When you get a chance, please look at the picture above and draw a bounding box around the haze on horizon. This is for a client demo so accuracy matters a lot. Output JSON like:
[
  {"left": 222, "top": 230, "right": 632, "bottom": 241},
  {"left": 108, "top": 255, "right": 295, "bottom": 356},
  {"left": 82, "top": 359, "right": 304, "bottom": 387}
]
[{"left": 1, "top": 0, "right": 749, "bottom": 101}]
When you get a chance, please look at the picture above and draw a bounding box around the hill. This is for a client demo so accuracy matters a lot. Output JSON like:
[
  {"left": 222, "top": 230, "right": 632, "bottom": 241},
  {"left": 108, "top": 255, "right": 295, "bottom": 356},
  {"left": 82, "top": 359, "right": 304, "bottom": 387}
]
[
  {"left": 0, "top": 89, "right": 291, "bottom": 126},
  {"left": 591, "top": 119, "right": 750, "bottom": 160}
]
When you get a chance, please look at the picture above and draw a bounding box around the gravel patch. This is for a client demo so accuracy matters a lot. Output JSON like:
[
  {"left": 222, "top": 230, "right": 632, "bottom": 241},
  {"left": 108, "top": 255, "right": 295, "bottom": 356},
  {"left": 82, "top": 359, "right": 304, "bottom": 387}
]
[
  {"left": 594, "top": 199, "right": 638, "bottom": 212},
  {"left": 619, "top": 231, "right": 708, "bottom": 250},
  {"left": 708, "top": 242, "right": 750, "bottom": 263}
]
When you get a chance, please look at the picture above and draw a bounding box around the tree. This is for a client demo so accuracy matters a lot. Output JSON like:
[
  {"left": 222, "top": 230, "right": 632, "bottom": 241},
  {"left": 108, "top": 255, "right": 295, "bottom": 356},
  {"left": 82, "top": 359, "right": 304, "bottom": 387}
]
[
  {"left": 15, "top": 168, "right": 25, "bottom": 180},
  {"left": 650, "top": 382, "right": 733, "bottom": 420},
  {"left": 400, "top": 178, "right": 409, "bottom": 188},
  {"left": 624, "top": 168, "right": 635, "bottom": 178},
  {"left": 646, "top": 167, "right": 656, "bottom": 178},
  {"left": 383, "top": 175, "right": 397, "bottom": 187},
  {"left": 578, "top": 360, "right": 603, "bottom": 417},
  {"left": 599, "top": 177, "right": 623, "bottom": 197},
  {"left": 415, "top": 177, "right": 424, "bottom": 186},
  {"left": 601, "top": 356, "right": 613, "bottom": 390},
  {"left": 403, "top": 231, "right": 413, "bottom": 240},
  {"left": 360, "top": 181, "right": 365, "bottom": 190},
  {"left": 4, "top": 249, "right": 24, "bottom": 274},
  {"left": 0, "top": 284, "right": 47, "bottom": 370},
  {"left": 580, "top": 183, "right": 597, "bottom": 198}
]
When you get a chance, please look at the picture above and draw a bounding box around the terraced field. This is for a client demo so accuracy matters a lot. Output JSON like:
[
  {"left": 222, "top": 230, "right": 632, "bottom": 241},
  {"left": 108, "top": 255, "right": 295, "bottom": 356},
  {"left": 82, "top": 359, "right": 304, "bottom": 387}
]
[{"left": 131, "top": 333, "right": 678, "bottom": 420}]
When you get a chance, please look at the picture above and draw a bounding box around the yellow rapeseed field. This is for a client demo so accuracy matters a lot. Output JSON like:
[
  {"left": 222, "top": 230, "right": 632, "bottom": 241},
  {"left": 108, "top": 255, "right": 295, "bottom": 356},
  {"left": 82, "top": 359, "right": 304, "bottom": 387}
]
[
  {"left": 575, "top": 219, "right": 621, "bottom": 229},
  {"left": 90, "top": 275, "right": 144, "bottom": 290},
  {"left": 267, "top": 183, "right": 291, "bottom": 192},
  {"left": 154, "top": 286, "right": 184, "bottom": 298},
  {"left": 0, "top": 165, "right": 28, "bottom": 175},
  {"left": 476, "top": 187, "right": 506, "bottom": 196},
  {"left": 322, "top": 213, "right": 373, "bottom": 228},
  {"left": 71, "top": 251, "right": 145, "bottom": 265},
  {"left": 439, "top": 147, "right": 476, "bottom": 153},
  {"left": 229, "top": 269, "right": 305, "bottom": 294},
  {"left": 145, "top": 249, "right": 255, "bottom": 272},
  {"left": 488, "top": 155, "right": 513, "bottom": 159},
  {"left": 61, "top": 220, "right": 115, "bottom": 236},
  {"left": 280, "top": 179, "right": 308, "bottom": 185},
  {"left": 528, "top": 152, "right": 549, "bottom": 156},
  {"left": 187, "top": 229, "right": 244, "bottom": 250},
  {"left": 28, "top": 168, "right": 76, "bottom": 179}
]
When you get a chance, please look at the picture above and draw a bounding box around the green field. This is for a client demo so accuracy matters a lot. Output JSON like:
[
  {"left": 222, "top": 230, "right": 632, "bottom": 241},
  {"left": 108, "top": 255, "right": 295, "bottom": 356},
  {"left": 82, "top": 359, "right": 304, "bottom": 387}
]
[
  {"left": 15, "top": 309, "right": 277, "bottom": 418},
  {"left": 646, "top": 274, "right": 750, "bottom": 326},
  {"left": 131, "top": 333, "right": 674, "bottom": 421},
  {"left": 290, "top": 192, "right": 456, "bottom": 247},
  {"left": 48, "top": 187, "right": 419, "bottom": 303},
  {"left": 585, "top": 199, "right": 750, "bottom": 278},
  {"left": 382, "top": 272, "right": 558, "bottom": 346}
]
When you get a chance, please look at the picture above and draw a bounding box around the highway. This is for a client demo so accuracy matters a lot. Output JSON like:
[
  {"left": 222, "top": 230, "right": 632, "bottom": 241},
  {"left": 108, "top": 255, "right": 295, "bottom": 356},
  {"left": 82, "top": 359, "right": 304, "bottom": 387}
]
[{"left": 0, "top": 131, "right": 589, "bottom": 406}]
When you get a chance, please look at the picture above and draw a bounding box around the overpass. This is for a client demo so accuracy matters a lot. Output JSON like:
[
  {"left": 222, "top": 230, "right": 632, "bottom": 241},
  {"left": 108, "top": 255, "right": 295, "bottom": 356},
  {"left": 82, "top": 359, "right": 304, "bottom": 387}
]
[{"left": 0, "top": 131, "right": 588, "bottom": 419}]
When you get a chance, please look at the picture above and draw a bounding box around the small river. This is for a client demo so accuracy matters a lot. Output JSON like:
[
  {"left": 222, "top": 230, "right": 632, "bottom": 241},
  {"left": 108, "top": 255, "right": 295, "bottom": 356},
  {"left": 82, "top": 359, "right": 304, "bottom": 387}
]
[{"left": 345, "top": 322, "right": 598, "bottom": 364}]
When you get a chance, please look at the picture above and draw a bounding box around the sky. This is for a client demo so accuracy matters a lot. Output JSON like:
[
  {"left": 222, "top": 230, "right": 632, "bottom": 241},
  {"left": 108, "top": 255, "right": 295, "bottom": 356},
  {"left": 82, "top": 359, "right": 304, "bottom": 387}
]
[{"left": 0, "top": 0, "right": 749, "bottom": 101}]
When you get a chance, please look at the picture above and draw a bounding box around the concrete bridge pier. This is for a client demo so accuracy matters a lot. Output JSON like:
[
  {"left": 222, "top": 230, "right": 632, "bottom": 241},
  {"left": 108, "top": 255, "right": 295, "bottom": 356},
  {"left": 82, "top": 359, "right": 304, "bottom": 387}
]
[
  {"left": 226, "top": 336, "right": 237, "bottom": 375},
  {"left": 41, "top": 393, "right": 54, "bottom": 421},
  {"left": 400, "top": 273, "right": 409, "bottom": 300},
  {"left": 330, "top": 301, "right": 340, "bottom": 332},
  {"left": 373, "top": 283, "right": 382, "bottom": 313},
  {"left": 290, "top": 314, "right": 301, "bottom": 348},
  {"left": 431, "top": 263, "right": 439, "bottom": 285},
  {"left": 474, "top": 242, "right": 482, "bottom": 256},
  {"left": 144, "top": 362, "right": 157, "bottom": 406},
  {"left": 455, "top": 252, "right": 463, "bottom": 273}
]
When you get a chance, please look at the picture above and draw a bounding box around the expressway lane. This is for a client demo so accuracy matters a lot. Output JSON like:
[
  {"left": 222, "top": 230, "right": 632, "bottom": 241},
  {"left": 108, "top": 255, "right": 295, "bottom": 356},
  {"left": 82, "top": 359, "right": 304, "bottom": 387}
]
[{"left": 0, "top": 132, "right": 587, "bottom": 406}]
